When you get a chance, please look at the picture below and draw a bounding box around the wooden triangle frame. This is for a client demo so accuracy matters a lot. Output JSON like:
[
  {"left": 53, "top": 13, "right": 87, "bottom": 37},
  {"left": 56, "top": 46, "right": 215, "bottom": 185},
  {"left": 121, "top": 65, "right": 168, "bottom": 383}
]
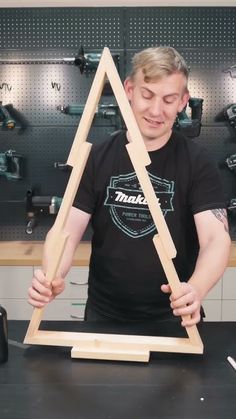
[{"left": 24, "top": 47, "right": 203, "bottom": 362}]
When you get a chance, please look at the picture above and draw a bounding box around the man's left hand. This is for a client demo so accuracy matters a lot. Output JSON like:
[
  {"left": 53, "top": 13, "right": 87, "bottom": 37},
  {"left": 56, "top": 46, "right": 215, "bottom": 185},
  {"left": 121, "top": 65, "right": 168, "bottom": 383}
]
[{"left": 161, "top": 282, "right": 201, "bottom": 326}]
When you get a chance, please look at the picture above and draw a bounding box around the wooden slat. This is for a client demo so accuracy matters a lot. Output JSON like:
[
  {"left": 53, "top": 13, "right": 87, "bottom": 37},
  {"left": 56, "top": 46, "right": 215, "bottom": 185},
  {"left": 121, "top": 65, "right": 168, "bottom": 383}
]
[{"left": 24, "top": 330, "right": 203, "bottom": 355}]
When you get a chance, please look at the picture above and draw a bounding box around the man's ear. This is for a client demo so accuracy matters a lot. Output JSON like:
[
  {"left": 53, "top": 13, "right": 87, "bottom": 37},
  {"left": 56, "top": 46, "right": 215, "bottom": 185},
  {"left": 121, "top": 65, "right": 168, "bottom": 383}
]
[
  {"left": 178, "top": 91, "right": 190, "bottom": 113},
  {"left": 124, "top": 77, "right": 134, "bottom": 100}
]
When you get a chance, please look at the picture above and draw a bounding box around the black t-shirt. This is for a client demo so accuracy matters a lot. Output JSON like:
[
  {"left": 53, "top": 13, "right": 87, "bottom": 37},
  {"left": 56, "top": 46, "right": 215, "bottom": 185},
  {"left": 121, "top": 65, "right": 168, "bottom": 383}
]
[{"left": 75, "top": 130, "right": 226, "bottom": 321}]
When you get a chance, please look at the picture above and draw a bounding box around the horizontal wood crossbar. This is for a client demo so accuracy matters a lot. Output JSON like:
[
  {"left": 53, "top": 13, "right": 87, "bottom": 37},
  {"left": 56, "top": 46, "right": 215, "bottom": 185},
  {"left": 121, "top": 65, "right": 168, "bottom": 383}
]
[{"left": 24, "top": 330, "right": 203, "bottom": 355}]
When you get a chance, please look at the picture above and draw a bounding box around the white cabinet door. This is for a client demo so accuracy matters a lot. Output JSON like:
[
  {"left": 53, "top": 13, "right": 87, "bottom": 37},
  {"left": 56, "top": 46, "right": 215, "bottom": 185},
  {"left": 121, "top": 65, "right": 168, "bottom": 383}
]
[{"left": 0, "top": 266, "right": 88, "bottom": 320}]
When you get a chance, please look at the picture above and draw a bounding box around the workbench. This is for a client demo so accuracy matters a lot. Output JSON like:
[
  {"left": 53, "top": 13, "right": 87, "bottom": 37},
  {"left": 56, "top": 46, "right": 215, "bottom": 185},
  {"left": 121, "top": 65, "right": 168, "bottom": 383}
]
[
  {"left": 0, "top": 240, "right": 235, "bottom": 266},
  {"left": 0, "top": 241, "right": 91, "bottom": 266},
  {"left": 0, "top": 320, "right": 236, "bottom": 419}
]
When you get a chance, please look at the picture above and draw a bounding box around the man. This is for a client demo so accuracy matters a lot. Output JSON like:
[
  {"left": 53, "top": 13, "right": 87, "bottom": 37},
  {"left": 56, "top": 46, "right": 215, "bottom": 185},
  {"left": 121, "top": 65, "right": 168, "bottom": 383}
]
[{"left": 28, "top": 47, "right": 231, "bottom": 327}]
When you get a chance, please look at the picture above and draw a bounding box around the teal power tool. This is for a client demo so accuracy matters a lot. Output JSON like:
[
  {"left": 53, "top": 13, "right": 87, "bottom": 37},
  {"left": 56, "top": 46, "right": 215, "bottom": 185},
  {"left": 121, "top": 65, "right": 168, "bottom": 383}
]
[
  {"left": 0, "top": 102, "right": 16, "bottom": 130},
  {"left": 58, "top": 103, "right": 122, "bottom": 128},
  {"left": 25, "top": 189, "right": 62, "bottom": 234},
  {"left": 174, "top": 97, "right": 204, "bottom": 138},
  {"left": 0, "top": 45, "right": 119, "bottom": 75},
  {"left": 0, "top": 150, "right": 22, "bottom": 180},
  {"left": 58, "top": 103, "right": 118, "bottom": 117},
  {"left": 74, "top": 45, "right": 119, "bottom": 75}
]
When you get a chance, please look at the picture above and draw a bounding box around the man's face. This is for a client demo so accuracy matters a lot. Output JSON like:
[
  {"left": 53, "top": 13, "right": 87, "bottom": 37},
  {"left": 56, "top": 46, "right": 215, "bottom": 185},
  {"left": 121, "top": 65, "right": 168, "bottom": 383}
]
[{"left": 124, "top": 69, "right": 189, "bottom": 150}]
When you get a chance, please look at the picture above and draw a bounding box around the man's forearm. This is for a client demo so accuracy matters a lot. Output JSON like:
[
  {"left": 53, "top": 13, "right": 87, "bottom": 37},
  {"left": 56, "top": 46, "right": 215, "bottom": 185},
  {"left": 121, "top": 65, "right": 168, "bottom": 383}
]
[
  {"left": 188, "top": 234, "right": 231, "bottom": 301},
  {"left": 41, "top": 228, "right": 77, "bottom": 279},
  {"left": 41, "top": 207, "right": 91, "bottom": 280}
]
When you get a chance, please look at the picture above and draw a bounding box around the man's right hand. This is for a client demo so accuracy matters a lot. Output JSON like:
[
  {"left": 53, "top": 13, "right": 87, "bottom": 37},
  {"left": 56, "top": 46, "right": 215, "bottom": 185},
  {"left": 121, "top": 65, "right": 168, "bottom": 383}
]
[{"left": 28, "top": 269, "right": 65, "bottom": 308}]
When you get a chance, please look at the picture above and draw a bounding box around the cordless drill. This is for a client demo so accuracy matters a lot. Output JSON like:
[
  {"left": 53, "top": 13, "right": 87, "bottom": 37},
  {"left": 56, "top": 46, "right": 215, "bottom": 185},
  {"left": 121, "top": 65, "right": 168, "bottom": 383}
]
[
  {"left": 0, "top": 102, "right": 16, "bottom": 130},
  {"left": 25, "top": 189, "right": 62, "bottom": 234},
  {"left": 174, "top": 97, "right": 204, "bottom": 138},
  {"left": 0, "top": 150, "right": 22, "bottom": 180}
]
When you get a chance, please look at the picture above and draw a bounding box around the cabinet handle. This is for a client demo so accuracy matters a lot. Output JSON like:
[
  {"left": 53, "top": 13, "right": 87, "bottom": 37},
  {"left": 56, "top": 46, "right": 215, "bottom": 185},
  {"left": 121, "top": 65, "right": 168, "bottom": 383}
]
[
  {"left": 70, "top": 314, "right": 84, "bottom": 320},
  {"left": 69, "top": 280, "right": 88, "bottom": 286}
]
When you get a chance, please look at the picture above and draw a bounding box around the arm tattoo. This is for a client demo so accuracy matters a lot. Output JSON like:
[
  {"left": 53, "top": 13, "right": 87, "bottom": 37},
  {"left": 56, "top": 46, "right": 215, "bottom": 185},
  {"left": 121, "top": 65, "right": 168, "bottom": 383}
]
[{"left": 211, "top": 209, "right": 229, "bottom": 233}]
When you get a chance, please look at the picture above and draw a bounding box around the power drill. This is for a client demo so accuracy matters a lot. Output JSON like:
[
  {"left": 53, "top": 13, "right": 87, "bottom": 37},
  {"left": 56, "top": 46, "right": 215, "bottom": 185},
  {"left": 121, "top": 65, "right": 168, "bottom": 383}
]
[
  {"left": 174, "top": 97, "right": 204, "bottom": 138},
  {"left": 74, "top": 45, "right": 119, "bottom": 75},
  {"left": 0, "top": 102, "right": 16, "bottom": 130},
  {"left": 25, "top": 189, "right": 62, "bottom": 234},
  {"left": 224, "top": 104, "right": 236, "bottom": 129},
  {"left": 58, "top": 103, "right": 122, "bottom": 128},
  {"left": 58, "top": 103, "right": 118, "bottom": 117},
  {"left": 0, "top": 150, "right": 22, "bottom": 180}
]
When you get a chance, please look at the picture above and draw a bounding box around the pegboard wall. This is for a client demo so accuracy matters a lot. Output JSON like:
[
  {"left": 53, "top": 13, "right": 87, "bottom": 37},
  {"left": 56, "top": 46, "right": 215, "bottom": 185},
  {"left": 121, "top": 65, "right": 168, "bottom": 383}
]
[{"left": 0, "top": 6, "right": 236, "bottom": 240}]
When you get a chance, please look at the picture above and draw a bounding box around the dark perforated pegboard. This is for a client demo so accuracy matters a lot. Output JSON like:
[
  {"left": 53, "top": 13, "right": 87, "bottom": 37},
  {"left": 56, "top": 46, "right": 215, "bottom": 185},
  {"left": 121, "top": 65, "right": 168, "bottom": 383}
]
[
  {"left": 0, "top": 125, "right": 113, "bottom": 240},
  {"left": 193, "top": 126, "right": 236, "bottom": 237},
  {"left": 0, "top": 8, "right": 124, "bottom": 50},
  {"left": 0, "top": 60, "right": 124, "bottom": 126},
  {"left": 125, "top": 7, "right": 236, "bottom": 49},
  {"left": 0, "top": 6, "right": 236, "bottom": 241}
]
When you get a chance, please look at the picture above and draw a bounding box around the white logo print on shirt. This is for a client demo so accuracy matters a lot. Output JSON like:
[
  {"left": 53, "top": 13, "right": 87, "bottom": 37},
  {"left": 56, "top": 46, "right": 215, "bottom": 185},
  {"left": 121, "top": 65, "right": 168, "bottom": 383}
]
[{"left": 104, "top": 172, "right": 174, "bottom": 238}]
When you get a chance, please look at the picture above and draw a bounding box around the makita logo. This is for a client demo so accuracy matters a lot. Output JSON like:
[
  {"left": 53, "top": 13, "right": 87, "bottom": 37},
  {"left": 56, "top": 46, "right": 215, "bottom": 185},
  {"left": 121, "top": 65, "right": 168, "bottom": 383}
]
[
  {"left": 104, "top": 187, "right": 150, "bottom": 210},
  {"left": 115, "top": 191, "right": 148, "bottom": 205},
  {"left": 104, "top": 172, "right": 174, "bottom": 238}
]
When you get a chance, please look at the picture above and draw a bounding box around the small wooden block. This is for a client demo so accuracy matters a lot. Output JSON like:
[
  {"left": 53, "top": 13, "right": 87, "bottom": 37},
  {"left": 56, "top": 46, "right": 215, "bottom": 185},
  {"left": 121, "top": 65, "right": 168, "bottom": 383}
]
[{"left": 71, "top": 346, "right": 150, "bottom": 362}]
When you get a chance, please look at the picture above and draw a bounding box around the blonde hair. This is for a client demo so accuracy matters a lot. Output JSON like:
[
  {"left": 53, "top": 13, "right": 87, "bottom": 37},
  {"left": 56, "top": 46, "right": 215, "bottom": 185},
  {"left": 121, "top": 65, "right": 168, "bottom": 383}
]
[{"left": 129, "top": 46, "right": 189, "bottom": 85}]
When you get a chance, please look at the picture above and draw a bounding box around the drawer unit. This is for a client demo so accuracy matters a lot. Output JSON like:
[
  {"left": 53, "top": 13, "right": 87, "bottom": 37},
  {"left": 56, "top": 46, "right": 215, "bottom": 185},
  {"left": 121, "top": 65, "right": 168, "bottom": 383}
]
[
  {"left": 0, "top": 266, "right": 88, "bottom": 320},
  {"left": 0, "top": 261, "right": 236, "bottom": 321}
]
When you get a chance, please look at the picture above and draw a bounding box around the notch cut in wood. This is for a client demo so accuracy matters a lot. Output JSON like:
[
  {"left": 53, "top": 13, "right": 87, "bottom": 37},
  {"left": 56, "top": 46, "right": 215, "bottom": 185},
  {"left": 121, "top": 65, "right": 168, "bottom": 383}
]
[{"left": 24, "top": 47, "right": 204, "bottom": 361}]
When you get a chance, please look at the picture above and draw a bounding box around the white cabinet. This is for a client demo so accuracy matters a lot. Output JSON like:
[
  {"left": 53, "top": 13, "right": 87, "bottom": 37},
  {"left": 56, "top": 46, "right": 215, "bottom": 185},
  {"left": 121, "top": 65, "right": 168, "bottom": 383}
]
[
  {"left": 0, "top": 266, "right": 88, "bottom": 320},
  {"left": 0, "top": 265, "right": 235, "bottom": 321},
  {"left": 222, "top": 267, "right": 236, "bottom": 321},
  {"left": 202, "top": 278, "right": 223, "bottom": 321},
  {"left": 203, "top": 268, "right": 236, "bottom": 321},
  {"left": 0, "top": 266, "right": 33, "bottom": 320}
]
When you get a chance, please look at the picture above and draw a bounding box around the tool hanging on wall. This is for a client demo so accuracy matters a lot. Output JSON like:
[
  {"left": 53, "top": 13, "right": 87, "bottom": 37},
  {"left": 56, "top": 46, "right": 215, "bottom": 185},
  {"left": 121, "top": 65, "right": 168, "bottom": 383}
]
[
  {"left": 0, "top": 150, "right": 22, "bottom": 180},
  {"left": 57, "top": 103, "right": 123, "bottom": 129},
  {"left": 228, "top": 198, "right": 236, "bottom": 212},
  {"left": 54, "top": 161, "right": 70, "bottom": 171},
  {"left": 224, "top": 104, "right": 236, "bottom": 129},
  {"left": 174, "top": 97, "right": 203, "bottom": 138},
  {"left": 0, "top": 45, "right": 120, "bottom": 74},
  {"left": 0, "top": 102, "right": 16, "bottom": 129},
  {"left": 0, "top": 102, "right": 28, "bottom": 133},
  {"left": 224, "top": 154, "right": 236, "bottom": 171},
  {"left": 223, "top": 65, "right": 236, "bottom": 78},
  {"left": 25, "top": 189, "right": 62, "bottom": 234},
  {"left": 216, "top": 104, "right": 236, "bottom": 131},
  {"left": 73, "top": 46, "right": 119, "bottom": 75}
]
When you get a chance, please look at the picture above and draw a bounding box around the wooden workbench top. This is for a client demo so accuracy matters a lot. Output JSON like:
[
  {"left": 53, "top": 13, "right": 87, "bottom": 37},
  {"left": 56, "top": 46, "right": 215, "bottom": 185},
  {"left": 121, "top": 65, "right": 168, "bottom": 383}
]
[
  {"left": 0, "top": 241, "right": 91, "bottom": 266},
  {"left": 0, "top": 240, "right": 235, "bottom": 267}
]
